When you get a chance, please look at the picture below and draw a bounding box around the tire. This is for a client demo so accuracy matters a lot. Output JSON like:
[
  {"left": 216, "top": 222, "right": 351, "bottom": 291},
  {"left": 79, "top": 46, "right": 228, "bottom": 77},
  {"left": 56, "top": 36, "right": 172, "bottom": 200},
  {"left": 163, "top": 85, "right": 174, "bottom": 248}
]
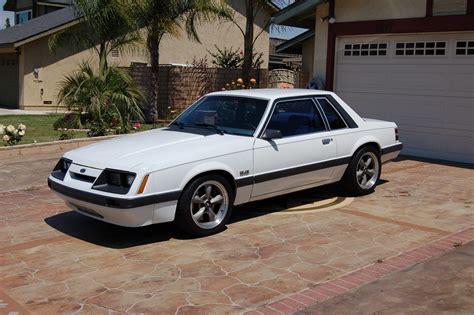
[
  {"left": 175, "top": 175, "right": 234, "bottom": 236},
  {"left": 342, "top": 146, "right": 381, "bottom": 196}
]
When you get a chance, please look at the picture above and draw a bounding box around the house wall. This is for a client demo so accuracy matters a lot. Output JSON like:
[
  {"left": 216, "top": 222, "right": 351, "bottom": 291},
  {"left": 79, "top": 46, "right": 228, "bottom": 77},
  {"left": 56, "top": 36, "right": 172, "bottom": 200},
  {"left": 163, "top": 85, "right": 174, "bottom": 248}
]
[
  {"left": 312, "top": 0, "right": 429, "bottom": 87},
  {"left": 17, "top": 1, "right": 272, "bottom": 111},
  {"left": 301, "top": 36, "right": 314, "bottom": 78},
  {"left": 334, "top": 0, "right": 427, "bottom": 22},
  {"left": 15, "top": 0, "right": 33, "bottom": 11},
  {"left": 313, "top": 2, "right": 329, "bottom": 85},
  {"left": 19, "top": 36, "right": 149, "bottom": 111}
]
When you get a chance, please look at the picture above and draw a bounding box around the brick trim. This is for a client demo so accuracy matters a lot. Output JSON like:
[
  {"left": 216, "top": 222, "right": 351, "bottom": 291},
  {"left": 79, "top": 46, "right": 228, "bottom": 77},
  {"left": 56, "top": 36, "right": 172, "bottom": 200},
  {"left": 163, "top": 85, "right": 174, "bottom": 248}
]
[{"left": 245, "top": 227, "right": 474, "bottom": 315}]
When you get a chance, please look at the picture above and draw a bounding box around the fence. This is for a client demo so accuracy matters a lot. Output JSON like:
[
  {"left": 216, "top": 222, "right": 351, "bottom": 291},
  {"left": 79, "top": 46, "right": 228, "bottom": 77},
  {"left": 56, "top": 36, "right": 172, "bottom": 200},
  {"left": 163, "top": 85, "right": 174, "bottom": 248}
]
[{"left": 128, "top": 65, "right": 308, "bottom": 115}]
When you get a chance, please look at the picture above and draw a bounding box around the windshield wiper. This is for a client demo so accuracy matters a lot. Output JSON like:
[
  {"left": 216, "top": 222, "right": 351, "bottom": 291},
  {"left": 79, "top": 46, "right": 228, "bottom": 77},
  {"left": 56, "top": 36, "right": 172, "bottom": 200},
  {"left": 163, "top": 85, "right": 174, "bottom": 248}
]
[{"left": 194, "top": 123, "right": 225, "bottom": 135}]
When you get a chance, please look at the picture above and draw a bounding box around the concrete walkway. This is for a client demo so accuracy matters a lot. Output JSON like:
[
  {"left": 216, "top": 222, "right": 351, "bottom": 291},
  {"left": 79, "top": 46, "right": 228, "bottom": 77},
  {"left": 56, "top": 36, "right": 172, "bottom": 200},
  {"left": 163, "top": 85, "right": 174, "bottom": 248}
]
[
  {"left": 0, "top": 107, "right": 58, "bottom": 115},
  {"left": 298, "top": 241, "right": 474, "bottom": 314}
]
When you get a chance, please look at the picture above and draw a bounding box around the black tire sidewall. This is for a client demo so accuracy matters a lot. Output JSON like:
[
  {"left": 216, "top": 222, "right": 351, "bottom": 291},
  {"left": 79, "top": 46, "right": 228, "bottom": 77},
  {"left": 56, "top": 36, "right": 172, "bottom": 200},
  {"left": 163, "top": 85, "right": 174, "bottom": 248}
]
[
  {"left": 175, "top": 174, "right": 234, "bottom": 236},
  {"left": 345, "top": 146, "right": 381, "bottom": 195}
]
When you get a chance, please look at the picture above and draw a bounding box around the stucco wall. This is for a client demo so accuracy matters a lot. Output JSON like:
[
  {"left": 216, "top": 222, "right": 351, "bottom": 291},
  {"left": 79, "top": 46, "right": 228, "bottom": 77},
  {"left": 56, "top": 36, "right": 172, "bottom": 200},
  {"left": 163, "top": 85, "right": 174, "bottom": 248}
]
[
  {"left": 335, "top": 0, "right": 427, "bottom": 22},
  {"left": 15, "top": 0, "right": 33, "bottom": 11},
  {"left": 301, "top": 36, "right": 314, "bottom": 78},
  {"left": 19, "top": 36, "right": 148, "bottom": 111},
  {"left": 313, "top": 3, "right": 329, "bottom": 86},
  {"left": 311, "top": 0, "right": 428, "bottom": 86},
  {"left": 18, "top": 1, "right": 272, "bottom": 110}
]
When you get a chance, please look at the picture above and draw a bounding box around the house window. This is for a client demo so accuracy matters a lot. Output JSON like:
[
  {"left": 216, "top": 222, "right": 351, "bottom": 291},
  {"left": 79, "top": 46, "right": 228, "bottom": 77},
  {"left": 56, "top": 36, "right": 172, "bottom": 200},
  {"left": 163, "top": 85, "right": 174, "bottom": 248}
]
[
  {"left": 344, "top": 43, "right": 387, "bottom": 56},
  {"left": 456, "top": 41, "right": 474, "bottom": 55},
  {"left": 111, "top": 49, "right": 119, "bottom": 58},
  {"left": 395, "top": 42, "right": 446, "bottom": 56},
  {"left": 15, "top": 10, "right": 32, "bottom": 24}
]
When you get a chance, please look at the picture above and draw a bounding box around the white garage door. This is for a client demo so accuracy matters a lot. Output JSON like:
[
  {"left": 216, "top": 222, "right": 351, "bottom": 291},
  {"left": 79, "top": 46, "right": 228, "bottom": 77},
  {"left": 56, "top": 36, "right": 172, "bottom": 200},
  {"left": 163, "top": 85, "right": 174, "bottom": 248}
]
[{"left": 335, "top": 33, "right": 474, "bottom": 164}]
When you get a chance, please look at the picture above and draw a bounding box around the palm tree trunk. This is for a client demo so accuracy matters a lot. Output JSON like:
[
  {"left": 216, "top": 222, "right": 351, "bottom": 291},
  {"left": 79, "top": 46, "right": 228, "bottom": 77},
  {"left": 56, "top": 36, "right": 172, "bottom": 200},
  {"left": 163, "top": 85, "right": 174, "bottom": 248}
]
[
  {"left": 242, "top": 0, "right": 254, "bottom": 85},
  {"left": 148, "top": 37, "right": 160, "bottom": 123},
  {"left": 98, "top": 43, "right": 108, "bottom": 75}
]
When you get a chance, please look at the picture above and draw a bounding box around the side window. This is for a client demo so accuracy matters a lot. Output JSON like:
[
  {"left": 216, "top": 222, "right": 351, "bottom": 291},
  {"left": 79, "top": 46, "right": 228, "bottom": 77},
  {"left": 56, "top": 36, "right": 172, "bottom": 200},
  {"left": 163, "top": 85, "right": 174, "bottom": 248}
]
[
  {"left": 266, "top": 99, "right": 326, "bottom": 137},
  {"left": 317, "top": 98, "right": 347, "bottom": 130}
]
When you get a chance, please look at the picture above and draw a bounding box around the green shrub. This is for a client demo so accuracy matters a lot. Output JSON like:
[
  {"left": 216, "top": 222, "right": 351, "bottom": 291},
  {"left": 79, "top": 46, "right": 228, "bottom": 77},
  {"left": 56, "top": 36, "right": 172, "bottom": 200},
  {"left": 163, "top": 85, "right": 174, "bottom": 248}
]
[
  {"left": 58, "top": 130, "right": 75, "bottom": 141},
  {"left": 53, "top": 113, "right": 82, "bottom": 130}
]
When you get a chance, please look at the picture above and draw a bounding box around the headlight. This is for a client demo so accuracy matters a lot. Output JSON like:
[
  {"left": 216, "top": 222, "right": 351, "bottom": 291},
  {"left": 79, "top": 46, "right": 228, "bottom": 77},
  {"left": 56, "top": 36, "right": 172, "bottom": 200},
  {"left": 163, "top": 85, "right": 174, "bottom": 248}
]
[
  {"left": 51, "top": 158, "right": 72, "bottom": 180},
  {"left": 92, "top": 169, "right": 136, "bottom": 195}
]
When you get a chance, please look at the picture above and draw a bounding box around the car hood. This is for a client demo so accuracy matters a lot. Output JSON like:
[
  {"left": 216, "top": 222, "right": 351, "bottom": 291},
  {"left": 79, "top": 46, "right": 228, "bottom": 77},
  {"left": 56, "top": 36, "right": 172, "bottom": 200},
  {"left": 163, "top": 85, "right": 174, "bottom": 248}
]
[{"left": 64, "top": 127, "right": 254, "bottom": 172}]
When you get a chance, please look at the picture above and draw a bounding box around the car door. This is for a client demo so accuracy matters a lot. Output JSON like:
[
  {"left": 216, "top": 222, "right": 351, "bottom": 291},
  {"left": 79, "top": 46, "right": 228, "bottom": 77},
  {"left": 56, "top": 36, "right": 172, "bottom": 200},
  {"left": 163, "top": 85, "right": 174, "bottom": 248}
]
[{"left": 251, "top": 98, "right": 337, "bottom": 198}]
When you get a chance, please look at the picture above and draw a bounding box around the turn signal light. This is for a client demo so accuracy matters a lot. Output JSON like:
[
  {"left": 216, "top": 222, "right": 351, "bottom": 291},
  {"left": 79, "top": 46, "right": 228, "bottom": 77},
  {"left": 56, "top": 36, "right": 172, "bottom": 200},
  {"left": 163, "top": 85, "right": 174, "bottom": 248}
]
[
  {"left": 137, "top": 175, "right": 149, "bottom": 194},
  {"left": 395, "top": 128, "right": 399, "bottom": 141}
]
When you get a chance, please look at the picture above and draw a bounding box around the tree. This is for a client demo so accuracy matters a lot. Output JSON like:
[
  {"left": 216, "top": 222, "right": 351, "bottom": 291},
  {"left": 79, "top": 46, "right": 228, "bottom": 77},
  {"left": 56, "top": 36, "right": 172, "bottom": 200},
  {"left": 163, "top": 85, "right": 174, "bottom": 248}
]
[
  {"left": 5, "top": 18, "right": 11, "bottom": 28},
  {"left": 57, "top": 62, "right": 145, "bottom": 129},
  {"left": 133, "top": 0, "right": 230, "bottom": 122},
  {"left": 48, "top": 0, "right": 138, "bottom": 74},
  {"left": 226, "top": 1, "right": 275, "bottom": 85}
]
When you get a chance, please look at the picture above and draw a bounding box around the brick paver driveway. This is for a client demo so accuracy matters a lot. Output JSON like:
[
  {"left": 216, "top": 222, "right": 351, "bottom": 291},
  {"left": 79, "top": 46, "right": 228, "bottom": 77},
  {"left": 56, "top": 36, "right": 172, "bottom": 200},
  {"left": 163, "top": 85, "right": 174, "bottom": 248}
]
[{"left": 0, "top": 153, "right": 472, "bottom": 314}]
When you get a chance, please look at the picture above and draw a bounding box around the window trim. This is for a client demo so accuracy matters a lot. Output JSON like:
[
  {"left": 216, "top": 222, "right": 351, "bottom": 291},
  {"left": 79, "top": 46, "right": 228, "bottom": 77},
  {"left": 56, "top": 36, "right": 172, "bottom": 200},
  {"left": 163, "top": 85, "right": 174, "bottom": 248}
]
[
  {"left": 259, "top": 97, "right": 329, "bottom": 140},
  {"left": 314, "top": 97, "right": 348, "bottom": 131},
  {"left": 15, "top": 9, "right": 32, "bottom": 24}
]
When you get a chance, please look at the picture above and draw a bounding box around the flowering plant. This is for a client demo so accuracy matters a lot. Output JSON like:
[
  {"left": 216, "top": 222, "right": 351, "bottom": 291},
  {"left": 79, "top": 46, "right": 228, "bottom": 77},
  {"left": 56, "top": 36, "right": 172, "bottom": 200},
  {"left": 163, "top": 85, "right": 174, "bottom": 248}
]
[
  {"left": 0, "top": 123, "right": 26, "bottom": 146},
  {"left": 222, "top": 78, "right": 257, "bottom": 91}
]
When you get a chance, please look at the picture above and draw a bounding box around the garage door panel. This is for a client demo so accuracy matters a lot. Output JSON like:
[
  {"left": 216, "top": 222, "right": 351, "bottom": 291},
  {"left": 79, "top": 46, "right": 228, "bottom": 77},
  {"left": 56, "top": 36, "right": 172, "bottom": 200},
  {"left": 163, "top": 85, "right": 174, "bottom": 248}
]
[
  {"left": 335, "top": 33, "right": 474, "bottom": 163},
  {"left": 339, "top": 92, "right": 473, "bottom": 132},
  {"left": 337, "top": 65, "right": 473, "bottom": 97}
]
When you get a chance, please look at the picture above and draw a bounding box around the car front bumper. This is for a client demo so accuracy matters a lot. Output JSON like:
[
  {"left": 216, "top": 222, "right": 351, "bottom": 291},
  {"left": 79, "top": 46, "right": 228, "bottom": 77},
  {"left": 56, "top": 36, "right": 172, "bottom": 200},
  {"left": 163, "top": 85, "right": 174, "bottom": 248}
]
[{"left": 48, "top": 178, "right": 180, "bottom": 227}]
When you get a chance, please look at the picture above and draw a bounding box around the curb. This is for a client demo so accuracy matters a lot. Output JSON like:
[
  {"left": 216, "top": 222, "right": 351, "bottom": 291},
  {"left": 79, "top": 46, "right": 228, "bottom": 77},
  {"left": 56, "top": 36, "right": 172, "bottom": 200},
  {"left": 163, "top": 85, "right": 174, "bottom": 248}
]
[
  {"left": 245, "top": 227, "right": 474, "bottom": 315},
  {"left": 0, "top": 135, "right": 118, "bottom": 160}
]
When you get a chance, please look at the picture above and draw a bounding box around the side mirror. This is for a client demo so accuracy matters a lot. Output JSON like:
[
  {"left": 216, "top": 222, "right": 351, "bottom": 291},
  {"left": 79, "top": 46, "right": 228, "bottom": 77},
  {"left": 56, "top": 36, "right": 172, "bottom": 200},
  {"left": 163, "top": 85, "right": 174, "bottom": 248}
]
[{"left": 262, "top": 129, "right": 282, "bottom": 140}]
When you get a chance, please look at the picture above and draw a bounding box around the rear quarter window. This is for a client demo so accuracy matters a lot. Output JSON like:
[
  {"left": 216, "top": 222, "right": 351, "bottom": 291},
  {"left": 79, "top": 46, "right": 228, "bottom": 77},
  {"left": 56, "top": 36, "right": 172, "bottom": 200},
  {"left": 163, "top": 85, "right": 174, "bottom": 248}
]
[{"left": 317, "top": 98, "right": 347, "bottom": 130}]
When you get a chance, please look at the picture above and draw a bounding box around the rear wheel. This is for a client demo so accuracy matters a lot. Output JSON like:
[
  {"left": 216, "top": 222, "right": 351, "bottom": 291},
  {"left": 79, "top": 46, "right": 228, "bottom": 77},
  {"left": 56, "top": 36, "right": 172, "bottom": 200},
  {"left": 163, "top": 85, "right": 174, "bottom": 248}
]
[
  {"left": 175, "top": 175, "right": 234, "bottom": 236},
  {"left": 343, "top": 146, "right": 381, "bottom": 195}
]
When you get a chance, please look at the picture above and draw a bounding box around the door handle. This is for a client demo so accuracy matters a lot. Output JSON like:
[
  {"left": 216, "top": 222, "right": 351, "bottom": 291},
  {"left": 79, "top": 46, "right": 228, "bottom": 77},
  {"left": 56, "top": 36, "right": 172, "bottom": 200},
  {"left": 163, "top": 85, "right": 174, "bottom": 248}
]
[{"left": 322, "top": 138, "right": 333, "bottom": 145}]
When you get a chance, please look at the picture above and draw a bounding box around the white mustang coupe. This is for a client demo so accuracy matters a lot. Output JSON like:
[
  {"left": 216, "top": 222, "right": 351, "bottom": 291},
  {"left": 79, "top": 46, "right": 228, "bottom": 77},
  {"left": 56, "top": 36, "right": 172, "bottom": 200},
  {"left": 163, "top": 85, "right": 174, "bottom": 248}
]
[{"left": 49, "top": 89, "right": 402, "bottom": 236}]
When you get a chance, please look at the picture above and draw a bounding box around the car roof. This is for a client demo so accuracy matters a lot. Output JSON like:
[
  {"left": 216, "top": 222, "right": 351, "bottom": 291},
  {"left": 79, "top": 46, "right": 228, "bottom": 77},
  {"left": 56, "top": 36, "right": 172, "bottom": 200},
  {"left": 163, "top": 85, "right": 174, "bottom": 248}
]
[{"left": 207, "top": 89, "right": 333, "bottom": 101}]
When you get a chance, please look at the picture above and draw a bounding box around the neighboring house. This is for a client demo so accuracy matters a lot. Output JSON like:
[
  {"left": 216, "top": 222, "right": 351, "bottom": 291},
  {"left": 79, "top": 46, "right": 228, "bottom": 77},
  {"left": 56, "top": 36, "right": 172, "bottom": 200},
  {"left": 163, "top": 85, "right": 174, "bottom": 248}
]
[
  {"left": 0, "top": 0, "right": 277, "bottom": 111},
  {"left": 274, "top": 0, "right": 474, "bottom": 164},
  {"left": 269, "top": 37, "right": 302, "bottom": 70}
]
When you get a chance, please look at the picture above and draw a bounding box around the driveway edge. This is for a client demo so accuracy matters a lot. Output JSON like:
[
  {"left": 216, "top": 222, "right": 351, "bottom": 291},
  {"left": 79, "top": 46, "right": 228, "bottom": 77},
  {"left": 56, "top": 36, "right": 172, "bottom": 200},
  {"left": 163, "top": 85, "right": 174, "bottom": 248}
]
[{"left": 246, "top": 227, "right": 474, "bottom": 315}]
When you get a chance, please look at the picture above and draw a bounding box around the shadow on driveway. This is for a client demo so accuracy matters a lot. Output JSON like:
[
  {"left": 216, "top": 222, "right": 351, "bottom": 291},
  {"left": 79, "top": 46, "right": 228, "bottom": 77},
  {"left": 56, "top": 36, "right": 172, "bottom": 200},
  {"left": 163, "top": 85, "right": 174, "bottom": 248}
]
[{"left": 44, "top": 181, "right": 390, "bottom": 249}]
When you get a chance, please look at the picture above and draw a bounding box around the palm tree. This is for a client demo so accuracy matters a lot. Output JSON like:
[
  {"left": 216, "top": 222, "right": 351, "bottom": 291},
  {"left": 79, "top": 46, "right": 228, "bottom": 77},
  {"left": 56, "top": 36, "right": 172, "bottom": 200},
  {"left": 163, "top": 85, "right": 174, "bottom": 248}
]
[
  {"left": 58, "top": 62, "right": 145, "bottom": 127},
  {"left": 133, "top": 0, "right": 230, "bottom": 122},
  {"left": 226, "top": 0, "right": 275, "bottom": 85},
  {"left": 49, "top": 0, "right": 139, "bottom": 74}
]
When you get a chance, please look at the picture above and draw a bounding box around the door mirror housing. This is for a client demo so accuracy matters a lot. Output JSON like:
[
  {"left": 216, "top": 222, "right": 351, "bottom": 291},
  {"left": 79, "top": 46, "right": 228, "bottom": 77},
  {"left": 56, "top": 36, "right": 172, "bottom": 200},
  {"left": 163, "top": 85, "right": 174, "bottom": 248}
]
[{"left": 262, "top": 129, "right": 282, "bottom": 140}]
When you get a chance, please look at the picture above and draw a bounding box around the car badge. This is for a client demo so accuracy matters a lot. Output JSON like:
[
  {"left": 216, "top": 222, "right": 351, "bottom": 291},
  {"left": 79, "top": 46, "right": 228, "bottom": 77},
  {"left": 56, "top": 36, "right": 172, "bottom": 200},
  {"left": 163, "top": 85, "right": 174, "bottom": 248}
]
[{"left": 80, "top": 168, "right": 86, "bottom": 174}]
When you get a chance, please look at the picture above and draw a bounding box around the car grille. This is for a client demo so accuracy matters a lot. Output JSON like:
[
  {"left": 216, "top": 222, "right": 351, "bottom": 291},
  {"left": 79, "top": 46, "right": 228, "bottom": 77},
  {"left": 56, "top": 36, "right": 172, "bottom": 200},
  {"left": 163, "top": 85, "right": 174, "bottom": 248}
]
[{"left": 70, "top": 172, "right": 97, "bottom": 183}]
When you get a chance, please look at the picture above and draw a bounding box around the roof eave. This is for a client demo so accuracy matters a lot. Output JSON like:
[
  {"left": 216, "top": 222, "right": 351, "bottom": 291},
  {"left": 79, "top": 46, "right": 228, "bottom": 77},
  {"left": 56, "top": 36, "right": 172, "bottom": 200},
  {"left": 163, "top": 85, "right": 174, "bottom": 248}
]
[
  {"left": 12, "top": 19, "right": 81, "bottom": 48},
  {"left": 273, "top": 0, "right": 325, "bottom": 27},
  {"left": 276, "top": 29, "right": 315, "bottom": 54}
]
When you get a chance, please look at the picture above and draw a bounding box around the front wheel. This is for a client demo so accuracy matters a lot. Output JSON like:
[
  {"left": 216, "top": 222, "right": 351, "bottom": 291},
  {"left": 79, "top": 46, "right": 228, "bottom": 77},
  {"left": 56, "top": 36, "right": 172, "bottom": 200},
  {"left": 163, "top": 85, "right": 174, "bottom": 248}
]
[
  {"left": 343, "top": 147, "right": 381, "bottom": 195},
  {"left": 175, "top": 175, "right": 234, "bottom": 236}
]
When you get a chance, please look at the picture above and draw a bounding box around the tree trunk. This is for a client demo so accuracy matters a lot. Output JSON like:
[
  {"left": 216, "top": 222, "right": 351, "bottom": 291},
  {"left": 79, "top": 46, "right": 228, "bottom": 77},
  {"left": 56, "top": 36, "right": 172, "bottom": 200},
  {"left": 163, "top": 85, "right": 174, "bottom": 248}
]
[
  {"left": 148, "top": 37, "right": 160, "bottom": 123},
  {"left": 98, "top": 43, "right": 108, "bottom": 75},
  {"left": 242, "top": 0, "right": 254, "bottom": 85}
]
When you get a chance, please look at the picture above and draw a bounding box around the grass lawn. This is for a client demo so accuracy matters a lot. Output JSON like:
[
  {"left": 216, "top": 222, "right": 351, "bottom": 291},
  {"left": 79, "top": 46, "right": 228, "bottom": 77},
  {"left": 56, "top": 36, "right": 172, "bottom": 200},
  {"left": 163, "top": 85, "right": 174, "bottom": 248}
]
[{"left": 0, "top": 115, "right": 160, "bottom": 146}]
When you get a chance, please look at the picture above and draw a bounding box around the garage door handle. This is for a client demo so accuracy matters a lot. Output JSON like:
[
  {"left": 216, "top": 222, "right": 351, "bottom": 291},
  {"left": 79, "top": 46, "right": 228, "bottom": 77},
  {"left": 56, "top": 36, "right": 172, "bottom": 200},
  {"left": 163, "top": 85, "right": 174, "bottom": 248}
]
[{"left": 322, "top": 138, "right": 333, "bottom": 145}]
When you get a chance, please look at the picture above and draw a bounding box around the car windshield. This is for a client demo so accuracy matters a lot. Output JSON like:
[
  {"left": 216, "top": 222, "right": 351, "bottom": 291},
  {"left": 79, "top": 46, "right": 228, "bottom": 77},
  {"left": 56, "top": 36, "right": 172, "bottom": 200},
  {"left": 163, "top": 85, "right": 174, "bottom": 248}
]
[{"left": 172, "top": 96, "right": 269, "bottom": 136}]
